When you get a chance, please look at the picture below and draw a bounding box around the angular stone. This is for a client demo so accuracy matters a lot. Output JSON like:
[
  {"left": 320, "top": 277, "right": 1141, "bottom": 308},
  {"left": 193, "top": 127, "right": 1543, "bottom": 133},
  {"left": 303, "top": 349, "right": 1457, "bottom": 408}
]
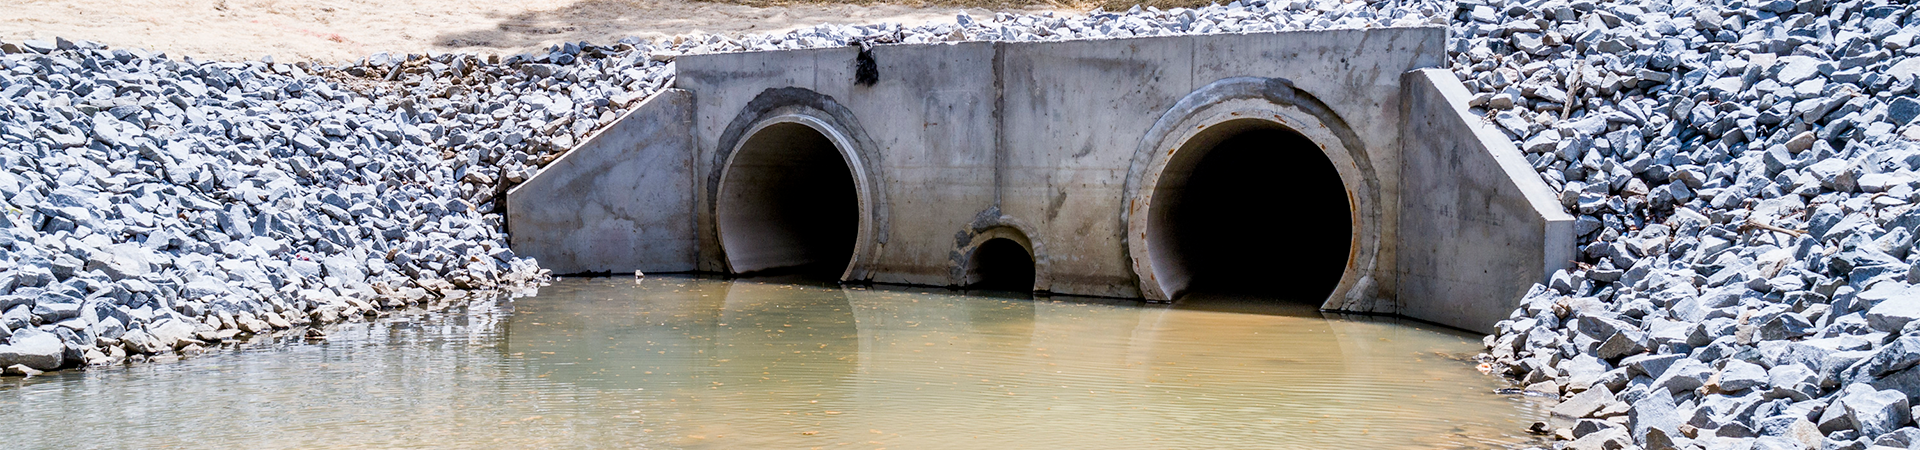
[
  {"left": 1566, "top": 425, "right": 1632, "bottom": 450},
  {"left": 1866, "top": 293, "right": 1920, "bottom": 333},
  {"left": 1716, "top": 360, "right": 1770, "bottom": 393},
  {"left": 1845, "top": 337, "right": 1920, "bottom": 381},
  {"left": 1774, "top": 56, "right": 1826, "bottom": 85},
  {"left": 1554, "top": 385, "right": 1617, "bottom": 424},
  {"left": 1654, "top": 358, "right": 1713, "bottom": 394},
  {"left": 1631, "top": 388, "right": 1682, "bottom": 444},
  {"left": 0, "top": 328, "right": 65, "bottom": 371},
  {"left": 1599, "top": 331, "right": 1649, "bottom": 360},
  {"left": 119, "top": 329, "right": 165, "bottom": 354},
  {"left": 1758, "top": 312, "right": 1815, "bottom": 340},
  {"left": 147, "top": 318, "right": 198, "bottom": 351},
  {"left": 180, "top": 279, "right": 229, "bottom": 299},
  {"left": 322, "top": 255, "right": 366, "bottom": 283},
  {"left": 31, "top": 291, "right": 81, "bottom": 323},
  {"left": 1890, "top": 97, "right": 1920, "bottom": 126},
  {"left": 1625, "top": 353, "right": 1686, "bottom": 378},
  {"left": 84, "top": 243, "right": 155, "bottom": 280},
  {"left": 1837, "top": 383, "right": 1912, "bottom": 438}
]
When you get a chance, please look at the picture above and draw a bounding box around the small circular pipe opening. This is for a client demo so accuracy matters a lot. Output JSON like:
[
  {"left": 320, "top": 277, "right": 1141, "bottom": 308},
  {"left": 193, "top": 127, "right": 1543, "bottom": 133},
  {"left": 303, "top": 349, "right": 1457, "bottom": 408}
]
[{"left": 966, "top": 238, "right": 1035, "bottom": 293}]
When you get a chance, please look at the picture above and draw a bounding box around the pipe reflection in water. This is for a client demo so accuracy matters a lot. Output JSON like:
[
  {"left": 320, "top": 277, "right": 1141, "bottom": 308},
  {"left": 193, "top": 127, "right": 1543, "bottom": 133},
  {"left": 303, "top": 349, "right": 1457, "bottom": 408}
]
[{"left": 0, "top": 277, "right": 1548, "bottom": 449}]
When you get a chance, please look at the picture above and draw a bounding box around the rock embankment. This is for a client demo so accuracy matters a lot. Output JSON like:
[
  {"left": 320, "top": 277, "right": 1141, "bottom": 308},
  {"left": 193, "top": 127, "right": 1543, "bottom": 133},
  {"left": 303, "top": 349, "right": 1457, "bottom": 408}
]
[
  {"left": 0, "top": 38, "right": 673, "bottom": 373},
  {"left": 1460, "top": 0, "right": 1920, "bottom": 449}
]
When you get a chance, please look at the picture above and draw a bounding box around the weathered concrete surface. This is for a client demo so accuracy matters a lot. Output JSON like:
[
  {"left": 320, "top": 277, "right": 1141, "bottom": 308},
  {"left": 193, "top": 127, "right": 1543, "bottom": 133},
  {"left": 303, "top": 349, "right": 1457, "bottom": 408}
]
[
  {"left": 1396, "top": 68, "right": 1575, "bottom": 333},
  {"left": 679, "top": 42, "right": 997, "bottom": 283},
  {"left": 1030, "top": 29, "right": 1446, "bottom": 301},
  {"left": 506, "top": 88, "right": 699, "bottom": 274},
  {"left": 676, "top": 27, "right": 1447, "bottom": 305},
  {"left": 512, "top": 29, "right": 1578, "bottom": 331}
]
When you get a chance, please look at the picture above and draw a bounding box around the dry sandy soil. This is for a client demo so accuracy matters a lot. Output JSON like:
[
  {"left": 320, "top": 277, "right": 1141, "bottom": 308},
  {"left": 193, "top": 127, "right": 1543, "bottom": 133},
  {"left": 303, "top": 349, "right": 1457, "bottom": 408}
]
[{"left": 0, "top": 0, "right": 1072, "bottom": 63}]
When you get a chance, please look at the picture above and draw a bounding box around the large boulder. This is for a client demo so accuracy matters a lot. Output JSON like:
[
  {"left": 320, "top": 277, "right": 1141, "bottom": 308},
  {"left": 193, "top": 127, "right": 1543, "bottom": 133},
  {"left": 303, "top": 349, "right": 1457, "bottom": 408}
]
[
  {"left": 146, "top": 318, "right": 199, "bottom": 350},
  {"left": 29, "top": 290, "right": 81, "bottom": 323},
  {"left": 1829, "top": 383, "right": 1914, "bottom": 438},
  {"left": 1867, "top": 290, "right": 1920, "bottom": 333},
  {"left": 83, "top": 243, "right": 158, "bottom": 280},
  {"left": 0, "top": 328, "right": 66, "bottom": 371}
]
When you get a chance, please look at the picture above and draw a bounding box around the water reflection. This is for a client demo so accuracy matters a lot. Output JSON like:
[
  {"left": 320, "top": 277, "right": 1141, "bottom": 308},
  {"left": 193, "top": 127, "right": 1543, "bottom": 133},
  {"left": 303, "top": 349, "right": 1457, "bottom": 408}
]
[{"left": 0, "top": 277, "right": 1548, "bottom": 449}]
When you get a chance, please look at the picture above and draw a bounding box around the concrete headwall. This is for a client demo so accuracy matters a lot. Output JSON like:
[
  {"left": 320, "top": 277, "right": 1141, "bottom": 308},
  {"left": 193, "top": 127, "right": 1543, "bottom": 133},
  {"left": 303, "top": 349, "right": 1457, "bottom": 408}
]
[
  {"left": 1397, "top": 69, "right": 1575, "bottom": 332},
  {"left": 507, "top": 30, "right": 1575, "bottom": 332},
  {"left": 675, "top": 27, "right": 1447, "bottom": 303},
  {"left": 505, "top": 88, "right": 699, "bottom": 274}
]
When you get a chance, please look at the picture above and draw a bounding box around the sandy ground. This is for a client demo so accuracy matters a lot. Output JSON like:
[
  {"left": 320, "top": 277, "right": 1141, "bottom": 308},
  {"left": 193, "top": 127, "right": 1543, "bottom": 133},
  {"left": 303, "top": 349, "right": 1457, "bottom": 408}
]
[{"left": 0, "top": 0, "right": 1068, "bottom": 63}]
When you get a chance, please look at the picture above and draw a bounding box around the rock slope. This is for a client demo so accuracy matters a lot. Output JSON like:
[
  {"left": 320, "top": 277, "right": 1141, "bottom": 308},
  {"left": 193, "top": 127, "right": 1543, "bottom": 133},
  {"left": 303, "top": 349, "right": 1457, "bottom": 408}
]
[{"left": 1456, "top": 0, "right": 1920, "bottom": 449}]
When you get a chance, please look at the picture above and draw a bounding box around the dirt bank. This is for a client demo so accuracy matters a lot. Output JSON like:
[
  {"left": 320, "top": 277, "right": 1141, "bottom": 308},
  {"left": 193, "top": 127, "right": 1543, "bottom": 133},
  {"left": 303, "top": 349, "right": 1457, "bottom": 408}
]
[{"left": 0, "top": 0, "right": 1068, "bottom": 62}]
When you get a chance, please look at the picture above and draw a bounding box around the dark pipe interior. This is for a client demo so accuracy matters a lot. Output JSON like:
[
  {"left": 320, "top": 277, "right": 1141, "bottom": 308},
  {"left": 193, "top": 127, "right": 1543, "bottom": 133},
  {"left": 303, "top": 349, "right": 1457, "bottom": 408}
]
[
  {"left": 1166, "top": 127, "right": 1350, "bottom": 302},
  {"left": 717, "top": 122, "right": 859, "bottom": 278},
  {"left": 968, "top": 238, "right": 1035, "bottom": 292}
]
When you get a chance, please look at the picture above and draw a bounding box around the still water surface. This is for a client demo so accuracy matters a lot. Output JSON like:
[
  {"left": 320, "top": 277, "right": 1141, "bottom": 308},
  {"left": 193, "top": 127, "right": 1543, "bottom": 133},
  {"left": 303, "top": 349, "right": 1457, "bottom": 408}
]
[{"left": 1, "top": 276, "right": 1548, "bottom": 449}]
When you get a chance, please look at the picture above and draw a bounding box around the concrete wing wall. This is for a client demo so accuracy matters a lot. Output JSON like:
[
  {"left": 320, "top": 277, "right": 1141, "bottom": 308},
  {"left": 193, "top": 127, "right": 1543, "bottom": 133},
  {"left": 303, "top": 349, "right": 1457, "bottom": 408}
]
[
  {"left": 505, "top": 88, "right": 699, "bottom": 274},
  {"left": 1396, "top": 69, "right": 1575, "bottom": 333}
]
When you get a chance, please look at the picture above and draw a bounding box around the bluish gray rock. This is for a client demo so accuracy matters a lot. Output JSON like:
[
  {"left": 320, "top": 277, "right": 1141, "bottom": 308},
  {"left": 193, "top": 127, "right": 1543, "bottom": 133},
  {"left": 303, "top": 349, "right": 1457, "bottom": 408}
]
[
  {"left": 1846, "top": 337, "right": 1920, "bottom": 382},
  {"left": 83, "top": 243, "right": 155, "bottom": 280},
  {"left": 1774, "top": 56, "right": 1827, "bottom": 85},
  {"left": 1631, "top": 388, "right": 1682, "bottom": 443},
  {"left": 0, "top": 328, "right": 65, "bottom": 370},
  {"left": 1717, "top": 360, "right": 1770, "bottom": 392},
  {"left": 31, "top": 291, "right": 81, "bottom": 323},
  {"left": 1759, "top": 312, "right": 1816, "bottom": 340},
  {"left": 1890, "top": 97, "right": 1920, "bottom": 126},
  {"left": 1866, "top": 290, "right": 1920, "bottom": 333},
  {"left": 1836, "top": 383, "right": 1912, "bottom": 438},
  {"left": 1654, "top": 358, "right": 1713, "bottom": 394},
  {"left": 145, "top": 318, "right": 198, "bottom": 351}
]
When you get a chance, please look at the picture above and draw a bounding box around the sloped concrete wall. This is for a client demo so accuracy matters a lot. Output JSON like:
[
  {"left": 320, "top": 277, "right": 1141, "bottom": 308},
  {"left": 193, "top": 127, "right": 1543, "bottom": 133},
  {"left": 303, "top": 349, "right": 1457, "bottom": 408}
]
[
  {"left": 1397, "top": 69, "right": 1575, "bottom": 333},
  {"left": 505, "top": 88, "right": 699, "bottom": 274}
]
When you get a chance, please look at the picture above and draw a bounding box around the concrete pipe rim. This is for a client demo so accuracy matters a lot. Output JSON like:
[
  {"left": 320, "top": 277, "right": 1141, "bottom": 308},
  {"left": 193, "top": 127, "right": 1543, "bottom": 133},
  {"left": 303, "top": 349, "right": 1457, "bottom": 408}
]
[
  {"left": 953, "top": 224, "right": 1049, "bottom": 293},
  {"left": 1124, "top": 100, "right": 1377, "bottom": 306},
  {"left": 714, "top": 113, "right": 879, "bottom": 282}
]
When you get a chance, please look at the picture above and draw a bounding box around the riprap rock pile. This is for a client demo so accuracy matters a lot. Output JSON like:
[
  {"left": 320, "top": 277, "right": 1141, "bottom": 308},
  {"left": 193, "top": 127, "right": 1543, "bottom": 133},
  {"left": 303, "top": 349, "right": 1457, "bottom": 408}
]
[
  {"left": 1460, "top": 0, "right": 1920, "bottom": 449},
  {"left": 0, "top": 40, "right": 637, "bottom": 374}
]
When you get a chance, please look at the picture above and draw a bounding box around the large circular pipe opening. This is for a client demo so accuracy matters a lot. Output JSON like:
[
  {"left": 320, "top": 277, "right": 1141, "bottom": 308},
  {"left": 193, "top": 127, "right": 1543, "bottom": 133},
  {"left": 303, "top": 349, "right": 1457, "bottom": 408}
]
[
  {"left": 1147, "top": 120, "right": 1351, "bottom": 302},
  {"left": 966, "top": 238, "right": 1035, "bottom": 292},
  {"left": 717, "top": 121, "right": 860, "bottom": 277}
]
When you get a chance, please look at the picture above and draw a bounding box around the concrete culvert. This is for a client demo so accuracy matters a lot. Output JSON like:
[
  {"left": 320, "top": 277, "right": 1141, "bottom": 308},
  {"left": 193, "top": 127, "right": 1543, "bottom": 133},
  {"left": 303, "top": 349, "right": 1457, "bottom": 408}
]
[
  {"left": 967, "top": 238, "right": 1035, "bottom": 292},
  {"left": 717, "top": 121, "right": 860, "bottom": 277},
  {"left": 1148, "top": 120, "right": 1351, "bottom": 302}
]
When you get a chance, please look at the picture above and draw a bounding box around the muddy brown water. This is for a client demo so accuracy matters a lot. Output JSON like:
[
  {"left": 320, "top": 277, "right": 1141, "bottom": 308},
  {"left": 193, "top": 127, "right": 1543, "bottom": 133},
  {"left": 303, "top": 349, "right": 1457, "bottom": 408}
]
[{"left": 0, "top": 276, "right": 1550, "bottom": 449}]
